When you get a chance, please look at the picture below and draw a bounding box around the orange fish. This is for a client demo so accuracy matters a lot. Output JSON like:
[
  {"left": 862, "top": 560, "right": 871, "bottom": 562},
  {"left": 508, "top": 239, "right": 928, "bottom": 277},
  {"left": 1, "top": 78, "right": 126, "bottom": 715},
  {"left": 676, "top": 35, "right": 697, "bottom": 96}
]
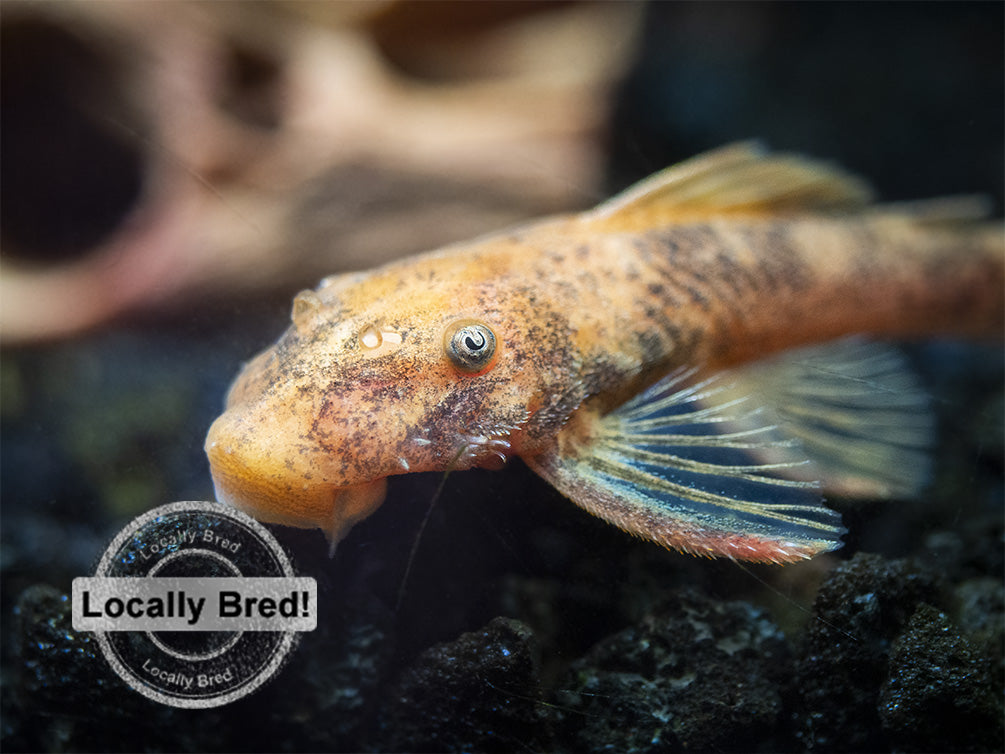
[{"left": 205, "top": 144, "right": 1003, "bottom": 563}]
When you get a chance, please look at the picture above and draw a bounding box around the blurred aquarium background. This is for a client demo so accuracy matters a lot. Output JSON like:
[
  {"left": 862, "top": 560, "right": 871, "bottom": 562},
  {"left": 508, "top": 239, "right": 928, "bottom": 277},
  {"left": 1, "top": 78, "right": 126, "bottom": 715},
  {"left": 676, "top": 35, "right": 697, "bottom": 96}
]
[{"left": 2, "top": 2, "right": 1002, "bottom": 752}]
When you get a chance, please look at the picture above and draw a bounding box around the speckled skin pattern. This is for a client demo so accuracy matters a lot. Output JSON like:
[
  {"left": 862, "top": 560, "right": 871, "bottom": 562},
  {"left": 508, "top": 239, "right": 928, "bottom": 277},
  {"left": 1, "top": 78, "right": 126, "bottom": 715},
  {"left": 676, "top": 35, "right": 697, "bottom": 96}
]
[{"left": 205, "top": 204, "right": 1003, "bottom": 548}]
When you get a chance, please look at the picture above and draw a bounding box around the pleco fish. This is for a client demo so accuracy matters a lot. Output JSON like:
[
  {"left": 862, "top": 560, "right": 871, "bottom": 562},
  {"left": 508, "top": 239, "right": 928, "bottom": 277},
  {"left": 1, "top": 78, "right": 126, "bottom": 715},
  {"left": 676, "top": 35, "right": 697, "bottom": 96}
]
[{"left": 205, "top": 144, "right": 1004, "bottom": 563}]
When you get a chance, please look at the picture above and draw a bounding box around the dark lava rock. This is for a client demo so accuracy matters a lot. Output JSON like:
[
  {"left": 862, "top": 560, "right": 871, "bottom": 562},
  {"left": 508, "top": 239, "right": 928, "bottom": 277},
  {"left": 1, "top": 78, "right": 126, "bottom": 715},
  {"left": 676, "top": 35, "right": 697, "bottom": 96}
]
[
  {"left": 879, "top": 603, "right": 1002, "bottom": 753},
  {"left": 554, "top": 588, "right": 792, "bottom": 753},
  {"left": 7, "top": 580, "right": 396, "bottom": 753},
  {"left": 793, "top": 552, "right": 949, "bottom": 752},
  {"left": 8, "top": 584, "right": 230, "bottom": 753},
  {"left": 374, "top": 616, "right": 550, "bottom": 753},
  {"left": 955, "top": 577, "right": 1005, "bottom": 691},
  {"left": 258, "top": 582, "right": 397, "bottom": 752},
  {"left": 13, "top": 585, "right": 128, "bottom": 713}
]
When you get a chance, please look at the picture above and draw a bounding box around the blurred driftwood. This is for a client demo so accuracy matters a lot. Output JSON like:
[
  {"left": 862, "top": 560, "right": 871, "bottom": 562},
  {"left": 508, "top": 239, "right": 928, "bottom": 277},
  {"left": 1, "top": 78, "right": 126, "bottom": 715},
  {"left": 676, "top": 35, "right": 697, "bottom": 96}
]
[{"left": 0, "top": 1, "right": 641, "bottom": 343}]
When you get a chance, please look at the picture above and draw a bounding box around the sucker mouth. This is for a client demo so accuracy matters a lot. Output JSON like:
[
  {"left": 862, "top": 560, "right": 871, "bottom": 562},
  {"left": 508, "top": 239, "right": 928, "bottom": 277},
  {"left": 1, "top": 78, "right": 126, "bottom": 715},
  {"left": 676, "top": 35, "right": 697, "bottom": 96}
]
[
  {"left": 210, "top": 459, "right": 388, "bottom": 548},
  {"left": 205, "top": 417, "right": 388, "bottom": 547}
]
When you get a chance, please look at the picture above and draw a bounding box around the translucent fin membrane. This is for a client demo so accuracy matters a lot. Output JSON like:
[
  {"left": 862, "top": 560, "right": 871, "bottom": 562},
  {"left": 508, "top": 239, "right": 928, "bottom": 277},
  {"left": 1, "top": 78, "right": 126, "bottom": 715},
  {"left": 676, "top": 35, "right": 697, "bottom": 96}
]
[
  {"left": 731, "top": 338, "right": 934, "bottom": 499},
  {"left": 528, "top": 339, "right": 933, "bottom": 563}
]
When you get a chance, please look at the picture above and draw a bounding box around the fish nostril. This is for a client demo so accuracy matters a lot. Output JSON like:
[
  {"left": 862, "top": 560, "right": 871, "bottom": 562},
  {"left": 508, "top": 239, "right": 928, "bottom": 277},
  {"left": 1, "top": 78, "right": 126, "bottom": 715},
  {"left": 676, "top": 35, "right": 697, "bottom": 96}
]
[
  {"left": 291, "top": 290, "right": 322, "bottom": 332},
  {"left": 360, "top": 325, "right": 404, "bottom": 356},
  {"left": 360, "top": 326, "right": 382, "bottom": 349}
]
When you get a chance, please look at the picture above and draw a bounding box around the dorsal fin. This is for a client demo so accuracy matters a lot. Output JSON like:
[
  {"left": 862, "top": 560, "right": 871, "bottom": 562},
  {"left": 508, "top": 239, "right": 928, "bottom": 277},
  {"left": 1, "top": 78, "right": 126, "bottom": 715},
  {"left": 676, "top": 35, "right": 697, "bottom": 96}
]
[
  {"left": 583, "top": 142, "right": 874, "bottom": 228},
  {"left": 872, "top": 195, "right": 994, "bottom": 226}
]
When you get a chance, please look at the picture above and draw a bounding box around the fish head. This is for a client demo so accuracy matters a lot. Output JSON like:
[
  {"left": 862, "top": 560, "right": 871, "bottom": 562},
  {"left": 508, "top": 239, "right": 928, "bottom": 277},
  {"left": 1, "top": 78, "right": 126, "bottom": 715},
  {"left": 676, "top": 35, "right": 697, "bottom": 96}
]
[{"left": 205, "top": 254, "right": 574, "bottom": 545}]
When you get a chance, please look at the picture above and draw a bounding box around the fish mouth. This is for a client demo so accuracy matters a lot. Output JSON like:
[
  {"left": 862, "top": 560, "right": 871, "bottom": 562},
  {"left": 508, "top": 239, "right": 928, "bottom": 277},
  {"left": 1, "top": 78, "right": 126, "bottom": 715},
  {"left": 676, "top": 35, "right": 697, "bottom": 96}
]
[{"left": 205, "top": 416, "right": 388, "bottom": 546}]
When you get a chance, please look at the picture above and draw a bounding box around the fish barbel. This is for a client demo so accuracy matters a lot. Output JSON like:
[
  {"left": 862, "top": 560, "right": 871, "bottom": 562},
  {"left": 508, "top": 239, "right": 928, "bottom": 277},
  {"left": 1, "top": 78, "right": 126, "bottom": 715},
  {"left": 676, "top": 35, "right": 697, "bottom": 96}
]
[{"left": 205, "top": 143, "right": 1003, "bottom": 563}]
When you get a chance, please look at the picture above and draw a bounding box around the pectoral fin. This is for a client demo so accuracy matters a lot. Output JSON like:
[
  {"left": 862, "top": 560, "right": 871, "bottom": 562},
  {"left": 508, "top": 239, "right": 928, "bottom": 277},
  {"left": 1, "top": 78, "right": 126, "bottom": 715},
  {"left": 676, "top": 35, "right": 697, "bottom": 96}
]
[
  {"left": 726, "top": 338, "right": 934, "bottom": 498},
  {"left": 526, "top": 340, "right": 932, "bottom": 563}
]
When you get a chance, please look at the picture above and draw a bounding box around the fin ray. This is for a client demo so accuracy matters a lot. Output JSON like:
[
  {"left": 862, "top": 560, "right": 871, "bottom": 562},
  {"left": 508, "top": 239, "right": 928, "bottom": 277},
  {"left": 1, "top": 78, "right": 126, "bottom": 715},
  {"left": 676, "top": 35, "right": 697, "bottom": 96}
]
[
  {"left": 727, "top": 339, "right": 935, "bottom": 497},
  {"left": 600, "top": 441, "right": 815, "bottom": 487},
  {"left": 527, "top": 338, "right": 933, "bottom": 562},
  {"left": 590, "top": 456, "right": 829, "bottom": 530}
]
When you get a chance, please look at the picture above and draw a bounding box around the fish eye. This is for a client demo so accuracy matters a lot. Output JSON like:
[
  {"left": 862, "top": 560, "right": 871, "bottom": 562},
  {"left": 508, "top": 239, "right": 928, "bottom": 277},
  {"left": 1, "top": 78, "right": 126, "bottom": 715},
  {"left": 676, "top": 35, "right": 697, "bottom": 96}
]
[{"left": 445, "top": 320, "right": 497, "bottom": 373}]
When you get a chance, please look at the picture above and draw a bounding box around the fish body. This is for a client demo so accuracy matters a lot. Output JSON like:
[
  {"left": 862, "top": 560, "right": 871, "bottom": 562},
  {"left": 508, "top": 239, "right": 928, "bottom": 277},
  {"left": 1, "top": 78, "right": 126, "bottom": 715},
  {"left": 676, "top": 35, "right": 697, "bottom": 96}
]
[{"left": 205, "top": 144, "right": 1004, "bottom": 562}]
